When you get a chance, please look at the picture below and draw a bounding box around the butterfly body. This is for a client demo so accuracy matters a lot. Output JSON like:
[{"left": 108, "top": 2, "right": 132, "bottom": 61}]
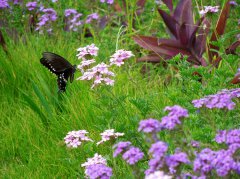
[{"left": 40, "top": 52, "right": 76, "bottom": 92}]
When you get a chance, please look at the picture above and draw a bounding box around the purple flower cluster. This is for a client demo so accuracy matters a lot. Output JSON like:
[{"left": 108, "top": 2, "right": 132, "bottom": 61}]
[
  {"left": 113, "top": 141, "right": 144, "bottom": 165},
  {"left": 0, "top": 0, "right": 9, "bottom": 9},
  {"left": 229, "top": 1, "right": 238, "bottom": 6},
  {"left": 160, "top": 105, "right": 189, "bottom": 130},
  {"left": 138, "top": 118, "right": 162, "bottom": 133},
  {"left": 26, "top": 1, "right": 37, "bottom": 11},
  {"left": 97, "top": 129, "right": 124, "bottom": 145},
  {"left": 193, "top": 147, "right": 240, "bottom": 177},
  {"left": 85, "top": 164, "right": 112, "bottom": 179},
  {"left": 64, "top": 130, "right": 93, "bottom": 148},
  {"left": 215, "top": 129, "right": 240, "bottom": 145},
  {"left": 100, "top": 0, "right": 114, "bottom": 4},
  {"left": 145, "top": 141, "right": 168, "bottom": 175},
  {"left": 110, "top": 50, "right": 134, "bottom": 67},
  {"left": 86, "top": 13, "right": 99, "bottom": 24},
  {"left": 64, "top": 9, "right": 82, "bottom": 31},
  {"left": 82, "top": 153, "right": 112, "bottom": 179},
  {"left": 36, "top": 8, "right": 57, "bottom": 33},
  {"left": 166, "top": 151, "right": 190, "bottom": 174},
  {"left": 192, "top": 88, "right": 240, "bottom": 110},
  {"left": 199, "top": 6, "right": 219, "bottom": 16}
]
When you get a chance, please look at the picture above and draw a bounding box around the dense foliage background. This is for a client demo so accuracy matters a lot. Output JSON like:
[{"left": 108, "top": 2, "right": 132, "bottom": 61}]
[{"left": 0, "top": 0, "right": 239, "bottom": 178}]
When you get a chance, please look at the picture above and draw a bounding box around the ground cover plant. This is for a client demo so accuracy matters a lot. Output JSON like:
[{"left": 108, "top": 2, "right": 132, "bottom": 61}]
[{"left": 0, "top": 0, "right": 240, "bottom": 178}]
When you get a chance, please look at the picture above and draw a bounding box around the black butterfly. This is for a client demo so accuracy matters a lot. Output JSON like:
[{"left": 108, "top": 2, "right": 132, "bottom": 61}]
[{"left": 40, "top": 52, "right": 76, "bottom": 92}]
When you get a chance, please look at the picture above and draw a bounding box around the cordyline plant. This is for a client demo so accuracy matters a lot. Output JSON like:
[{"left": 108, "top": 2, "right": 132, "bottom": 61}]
[{"left": 133, "top": 0, "right": 238, "bottom": 67}]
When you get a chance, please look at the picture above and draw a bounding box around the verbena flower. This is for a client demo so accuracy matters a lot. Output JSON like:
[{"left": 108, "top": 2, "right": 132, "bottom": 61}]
[
  {"left": 100, "top": 0, "right": 114, "bottom": 4},
  {"left": 97, "top": 129, "right": 124, "bottom": 145},
  {"left": 77, "top": 44, "right": 99, "bottom": 60},
  {"left": 199, "top": 6, "right": 219, "bottom": 16},
  {"left": 26, "top": 1, "right": 37, "bottom": 11},
  {"left": 64, "top": 9, "right": 82, "bottom": 32},
  {"left": 122, "top": 147, "right": 144, "bottom": 165},
  {"left": 77, "top": 59, "right": 96, "bottom": 73},
  {"left": 229, "top": 1, "right": 238, "bottom": 6},
  {"left": 64, "top": 130, "right": 93, "bottom": 148},
  {"left": 0, "top": 0, "right": 9, "bottom": 9},
  {"left": 191, "top": 140, "right": 200, "bottom": 148},
  {"left": 192, "top": 88, "right": 240, "bottom": 110},
  {"left": 215, "top": 129, "right": 240, "bottom": 145},
  {"left": 86, "top": 13, "right": 99, "bottom": 24},
  {"left": 36, "top": 8, "right": 57, "bottom": 34},
  {"left": 113, "top": 141, "right": 132, "bottom": 157},
  {"left": 149, "top": 141, "right": 168, "bottom": 158},
  {"left": 194, "top": 148, "right": 216, "bottom": 175},
  {"left": 77, "top": 62, "right": 115, "bottom": 88},
  {"left": 81, "top": 153, "right": 107, "bottom": 167},
  {"left": 145, "top": 171, "right": 172, "bottom": 179},
  {"left": 138, "top": 118, "right": 162, "bottom": 133},
  {"left": 160, "top": 105, "right": 188, "bottom": 130},
  {"left": 166, "top": 151, "right": 190, "bottom": 174},
  {"left": 85, "top": 164, "right": 112, "bottom": 179},
  {"left": 110, "top": 49, "right": 134, "bottom": 67},
  {"left": 13, "top": 0, "right": 22, "bottom": 5}
]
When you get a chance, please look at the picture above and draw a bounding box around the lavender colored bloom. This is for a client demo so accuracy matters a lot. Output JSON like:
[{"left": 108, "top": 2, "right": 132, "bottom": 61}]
[
  {"left": 215, "top": 129, "right": 240, "bottom": 145},
  {"left": 194, "top": 148, "right": 216, "bottom": 174},
  {"left": 229, "top": 1, "right": 238, "bottom": 6},
  {"left": 85, "top": 164, "right": 112, "bottom": 179},
  {"left": 228, "top": 143, "right": 240, "bottom": 154},
  {"left": 166, "top": 152, "right": 190, "bottom": 174},
  {"left": 160, "top": 105, "right": 188, "bottom": 130},
  {"left": 86, "top": 13, "right": 99, "bottom": 24},
  {"left": 192, "top": 88, "right": 240, "bottom": 110},
  {"left": 0, "top": 0, "right": 9, "bottom": 9},
  {"left": 26, "top": 2, "right": 37, "bottom": 11},
  {"left": 164, "top": 105, "right": 189, "bottom": 118},
  {"left": 138, "top": 118, "right": 162, "bottom": 133},
  {"left": 149, "top": 141, "right": 168, "bottom": 158},
  {"left": 145, "top": 156, "right": 165, "bottom": 175},
  {"left": 36, "top": 8, "right": 57, "bottom": 33},
  {"left": 64, "top": 9, "right": 77, "bottom": 17},
  {"left": 211, "top": 149, "right": 236, "bottom": 176},
  {"left": 122, "top": 147, "right": 144, "bottom": 165},
  {"left": 113, "top": 141, "right": 131, "bottom": 157},
  {"left": 100, "top": 0, "right": 114, "bottom": 4}
]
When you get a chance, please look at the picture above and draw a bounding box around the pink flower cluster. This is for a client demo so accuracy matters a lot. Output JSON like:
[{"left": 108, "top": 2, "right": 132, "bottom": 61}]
[
  {"left": 110, "top": 50, "right": 134, "bottom": 67},
  {"left": 199, "top": 6, "right": 219, "bottom": 16},
  {"left": 81, "top": 153, "right": 107, "bottom": 167},
  {"left": 76, "top": 44, "right": 134, "bottom": 88},
  {"left": 64, "top": 130, "right": 93, "bottom": 148},
  {"left": 97, "top": 129, "right": 124, "bottom": 145}
]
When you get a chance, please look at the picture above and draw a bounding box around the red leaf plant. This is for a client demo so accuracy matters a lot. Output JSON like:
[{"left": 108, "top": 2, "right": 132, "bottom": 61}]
[{"left": 133, "top": 0, "right": 235, "bottom": 67}]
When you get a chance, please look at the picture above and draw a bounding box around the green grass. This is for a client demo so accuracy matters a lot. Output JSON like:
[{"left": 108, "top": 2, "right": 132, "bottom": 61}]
[{"left": 0, "top": 0, "right": 240, "bottom": 178}]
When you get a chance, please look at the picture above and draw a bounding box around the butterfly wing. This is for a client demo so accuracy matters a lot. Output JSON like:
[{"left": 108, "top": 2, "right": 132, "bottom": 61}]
[
  {"left": 40, "top": 52, "right": 73, "bottom": 73},
  {"left": 40, "top": 52, "right": 76, "bottom": 92}
]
